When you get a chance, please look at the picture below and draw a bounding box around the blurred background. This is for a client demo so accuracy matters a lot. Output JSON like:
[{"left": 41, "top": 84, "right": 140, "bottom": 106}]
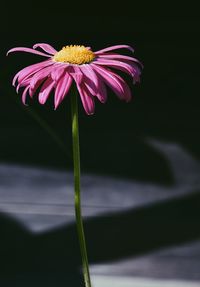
[{"left": 0, "top": 0, "right": 200, "bottom": 286}]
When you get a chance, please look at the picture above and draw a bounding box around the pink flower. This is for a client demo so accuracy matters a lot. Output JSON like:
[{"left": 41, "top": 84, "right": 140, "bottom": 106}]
[{"left": 7, "top": 43, "right": 143, "bottom": 115}]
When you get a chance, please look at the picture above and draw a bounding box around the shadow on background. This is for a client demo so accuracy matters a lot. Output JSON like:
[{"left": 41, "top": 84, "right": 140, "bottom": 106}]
[
  {"left": 0, "top": 191, "right": 200, "bottom": 286},
  {"left": 0, "top": 107, "right": 174, "bottom": 185}
]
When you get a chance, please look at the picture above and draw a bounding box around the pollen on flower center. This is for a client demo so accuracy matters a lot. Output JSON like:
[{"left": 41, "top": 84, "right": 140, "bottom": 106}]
[{"left": 53, "top": 45, "right": 95, "bottom": 65}]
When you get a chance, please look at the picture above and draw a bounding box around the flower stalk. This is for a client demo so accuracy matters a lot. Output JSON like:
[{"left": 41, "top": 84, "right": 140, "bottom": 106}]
[{"left": 71, "top": 88, "right": 92, "bottom": 287}]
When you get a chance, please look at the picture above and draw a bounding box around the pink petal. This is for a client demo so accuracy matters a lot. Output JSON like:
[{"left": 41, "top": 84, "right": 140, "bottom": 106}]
[
  {"left": 51, "top": 64, "right": 68, "bottom": 82},
  {"left": 29, "top": 77, "right": 46, "bottom": 98},
  {"left": 83, "top": 77, "right": 97, "bottom": 96},
  {"left": 78, "top": 83, "right": 95, "bottom": 115},
  {"left": 83, "top": 78, "right": 106, "bottom": 103},
  {"left": 80, "top": 66, "right": 98, "bottom": 96},
  {"left": 96, "top": 77, "right": 107, "bottom": 103},
  {"left": 80, "top": 65, "right": 107, "bottom": 103},
  {"left": 13, "top": 60, "right": 53, "bottom": 86},
  {"left": 33, "top": 43, "right": 57, "bottom": 55},
  {"left": 111, "top": 72, "right": 132, "bottom": 102},
  {"left": 38, "top": 78, "right": 55, "bottom": 105},
  {"left": 70, "top": 66, "right": 83, "bottom": 85},
  {"left": 16, "top": 78, "right": 31, "bottom": 93},
  {"left": 92, "top": 64, "right": 131, "bottom": 101},
  {"left": 72, "top": 68, "right": 95, "bottom": 114},
  {"left": 22, "top": 86, "right": 30, "bottom": 105},
  {"left": 54, "top": 74, "right": 73, "bottom": 109},
  {"left": 81, "top": 64, "right": 99, "bottom": 87},
  {"left": 95, "top": 45, "right": 134, "bottom": 55},
  {"left": 97, "top": 53, "right": 143, "bottom": 68},
  {"left": 29, "top": 65, "right": 54, "bottom": 90},
  {"left": 7, "top": 47, "right": 52, "bottom": 57},
  {"left": 93, "top": 58, "right": 135, "bottom": 78}
]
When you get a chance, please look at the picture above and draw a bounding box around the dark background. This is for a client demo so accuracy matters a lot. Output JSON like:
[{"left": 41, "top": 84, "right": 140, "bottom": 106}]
[
  {"left": 0, "top": 0, "right": 200, "bottom": 286},
  {"left": 1, "top": 0, "right": 200, "bottom": 183}
]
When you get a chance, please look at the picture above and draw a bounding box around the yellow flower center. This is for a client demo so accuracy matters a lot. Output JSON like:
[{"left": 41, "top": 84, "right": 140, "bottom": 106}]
[{"left": 53, "top": 45, "right": 95, "bottom": 65}]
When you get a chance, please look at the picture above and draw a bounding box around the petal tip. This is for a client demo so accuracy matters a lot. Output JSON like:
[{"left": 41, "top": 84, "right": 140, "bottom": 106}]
[
  {"left": 87, "top": 111, "right": 95, "bottom": 115},
  {"left": 6, "top": 50, "right": 12, "bottom": 56},
  {"left": 33, "top": 44, "right": 38, "bottom": 49},
  {"left": 54, "top": 102, "right": 60, "bottom": 110},
  {"left": 85, "top": 107, "right": 95, "bottom": 115}
]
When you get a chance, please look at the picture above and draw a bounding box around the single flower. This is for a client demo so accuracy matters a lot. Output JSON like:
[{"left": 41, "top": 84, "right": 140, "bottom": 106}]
[{"left": 7, "top": 43, "right": 143, "bottom": 114}]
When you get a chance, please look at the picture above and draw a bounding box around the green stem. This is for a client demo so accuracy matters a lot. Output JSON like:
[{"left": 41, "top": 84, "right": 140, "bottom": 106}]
[{"left": 71, "top": 90, "right": 92, "bottom": 287}]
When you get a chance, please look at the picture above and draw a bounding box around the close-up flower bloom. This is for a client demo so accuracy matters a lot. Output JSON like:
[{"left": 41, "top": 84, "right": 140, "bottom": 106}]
[{"left": 7, "top": 43, "right": 142, "bottom": 114}]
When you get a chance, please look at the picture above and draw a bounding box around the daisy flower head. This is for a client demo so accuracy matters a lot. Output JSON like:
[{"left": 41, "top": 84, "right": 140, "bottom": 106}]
[{"left": 7, "top": 43, "right": 143, "bottom": 115}]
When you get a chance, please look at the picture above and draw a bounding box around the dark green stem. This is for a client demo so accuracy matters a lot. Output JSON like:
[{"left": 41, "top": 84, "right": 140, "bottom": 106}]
[{"left": 71, "top": 90, "right": 92, "bottom": 287}]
